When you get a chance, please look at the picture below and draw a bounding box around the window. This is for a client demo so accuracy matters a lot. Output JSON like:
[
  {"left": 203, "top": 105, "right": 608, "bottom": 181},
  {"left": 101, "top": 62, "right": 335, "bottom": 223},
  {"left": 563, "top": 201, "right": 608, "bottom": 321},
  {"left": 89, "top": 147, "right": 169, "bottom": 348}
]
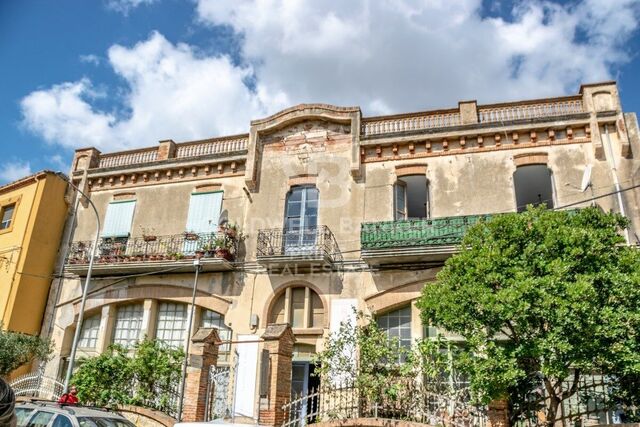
[
  {"left": 101, "top": 200, "right": 136, "bottom": 237},
  {"left": 0, "top": 203, "right": 15, "bottom": 230},
  {"left": 183, "top": 191, "right": 223, "bottom": 253},
  {"left": 394, "top": 175, "right": 429, "bottom": 220},
  {"left": 156, "top": 302, "right": 187, "bottom": 348},
  {"left": 78, "top": 314, "right": 101, "bottom": 349},
  {"left": 269, "top": 287, "right": 324, "bottom": 329},
  {"left": 377, "top": 305, "right": 412, "bottom": 362},
  {"left": 113, "top": 304, "right": 143, "bottom": 347},
  {"left": 201, "top": 309, "right": 232, "bottom": 358},
  {"left": 514, "top": 165, "right": 554, "bottom": 212},
  {"left": 284, "top": 186, "right": 319, "bottom": 253},
  {"left": 15, "top": 407, "right": 34, "bottom": 425},
  {"left": 26, "top": 411, "right": 55, "bottom": 427},
  {"left": 185, "top": 191, "right": 223, "bottom": 233},
  {"left": 52, "top": 415, "right": 73, "bottom": 427}
]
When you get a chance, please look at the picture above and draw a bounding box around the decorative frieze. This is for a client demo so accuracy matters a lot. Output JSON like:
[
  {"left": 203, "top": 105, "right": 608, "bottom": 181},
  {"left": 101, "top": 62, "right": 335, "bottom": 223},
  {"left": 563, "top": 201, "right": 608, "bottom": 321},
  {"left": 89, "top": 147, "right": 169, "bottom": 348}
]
[
  {"left": 361, "top": 126, "right": 590, "bottom": 163},
  {"left": 86, "top": 160, "right": 246, "bottom": 192}
]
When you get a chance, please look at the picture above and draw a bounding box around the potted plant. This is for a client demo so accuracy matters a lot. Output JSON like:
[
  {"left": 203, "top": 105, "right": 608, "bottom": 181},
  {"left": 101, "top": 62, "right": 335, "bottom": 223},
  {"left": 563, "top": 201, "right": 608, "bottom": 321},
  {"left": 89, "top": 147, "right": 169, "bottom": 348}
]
[
  {"left": 184, "top": 231, "right": 199, "bottom": 241},
  {"left": 140, "top": 226, "right": 157, "bottom": 242},
  {"left": 200, "top": 241, "right": 215, "bottom": 257},
  {"left": 214, "top": 236, "right": 234, "bottom": 261}
]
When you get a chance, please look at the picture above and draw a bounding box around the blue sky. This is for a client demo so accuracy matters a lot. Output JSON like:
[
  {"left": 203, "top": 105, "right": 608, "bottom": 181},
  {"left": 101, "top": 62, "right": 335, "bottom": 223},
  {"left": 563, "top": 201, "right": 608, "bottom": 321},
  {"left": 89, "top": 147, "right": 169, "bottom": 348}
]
[{"left": 1, "top": 0, "right": 640, "bottom": 184}]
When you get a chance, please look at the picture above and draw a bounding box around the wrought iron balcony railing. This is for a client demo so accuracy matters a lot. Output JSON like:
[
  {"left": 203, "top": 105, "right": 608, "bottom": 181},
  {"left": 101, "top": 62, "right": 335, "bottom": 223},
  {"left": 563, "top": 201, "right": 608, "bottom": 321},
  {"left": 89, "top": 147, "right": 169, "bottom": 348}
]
[
  {"left": 256, "top": 226, "right": 343, "bottom": 264},
  {"left": 361, "top": 214, "right": 492, "bottom": 250},
  {"left": 66, "top": 231, "right": 238, "bottom": 265}
]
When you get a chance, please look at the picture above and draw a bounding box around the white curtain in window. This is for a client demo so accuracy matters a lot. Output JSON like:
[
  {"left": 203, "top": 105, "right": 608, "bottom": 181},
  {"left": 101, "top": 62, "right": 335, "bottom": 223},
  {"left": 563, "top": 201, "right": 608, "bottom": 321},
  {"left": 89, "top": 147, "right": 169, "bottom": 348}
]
[
  {"left": 79, "top": 314, "right": 101, "bottom": 349},
  {"left": 101, "top": 200, "right": 136, "bottom": 237},
  {"left": 113, "top": 304, "right": 143, "bottom": 347},
  {"left": 156, "top": 302, "right": 187, "bottom": 348}
]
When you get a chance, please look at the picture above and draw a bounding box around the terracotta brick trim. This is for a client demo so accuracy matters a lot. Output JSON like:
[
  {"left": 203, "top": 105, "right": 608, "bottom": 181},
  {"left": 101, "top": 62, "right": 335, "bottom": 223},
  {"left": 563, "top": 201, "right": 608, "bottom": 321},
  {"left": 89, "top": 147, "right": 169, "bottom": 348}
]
[
  {"left": 113, "top": 192, "right": 136, "bottom": 201},
  {"left": 288, "top": 174, "right": 318, "bottom": 187},
  {"left": 194, "top": 183, "right": 222, "bottom": 193},
  {"left": 395, "top": 164, "right": 427, "bottom": 177},
  {"left": 513, "top": 152, "right": 548, "bottom": 167}
]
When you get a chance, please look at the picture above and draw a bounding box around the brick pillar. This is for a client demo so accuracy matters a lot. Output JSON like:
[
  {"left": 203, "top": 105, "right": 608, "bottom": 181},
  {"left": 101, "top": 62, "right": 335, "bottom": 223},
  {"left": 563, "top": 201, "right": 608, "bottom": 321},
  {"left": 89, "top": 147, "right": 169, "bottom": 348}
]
[
  {"left": 72, "top": 147, "right": 101, "bottom": 172},
  {"left": 158, "top": 139, "right": 177, "bottom": 160},
  {"left": 487, "top": 399, "right": 510, "bottom": 427},
  {"left": 259, "top": 324, "right": 295, "bottom": 427},
  {"left": 182, "top": 327, "right": 222, "bottom": 423}
]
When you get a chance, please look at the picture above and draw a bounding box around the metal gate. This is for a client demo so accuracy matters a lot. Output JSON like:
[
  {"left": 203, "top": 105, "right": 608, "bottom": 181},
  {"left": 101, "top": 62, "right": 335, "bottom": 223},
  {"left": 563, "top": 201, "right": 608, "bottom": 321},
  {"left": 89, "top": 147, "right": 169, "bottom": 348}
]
[
  {"left": 205, "top": 353, "right": 238, "bottom": 421},
  {"left": 10, "top": 373, "right": 64, "bottom": 400}
]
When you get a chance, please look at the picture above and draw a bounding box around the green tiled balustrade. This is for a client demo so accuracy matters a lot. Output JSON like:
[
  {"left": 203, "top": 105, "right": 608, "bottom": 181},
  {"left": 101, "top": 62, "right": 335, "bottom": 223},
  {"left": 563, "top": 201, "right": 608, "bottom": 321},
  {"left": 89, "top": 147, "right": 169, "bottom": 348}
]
[{"left": 361, "top": 214, "right": 492, "bottom": 250}]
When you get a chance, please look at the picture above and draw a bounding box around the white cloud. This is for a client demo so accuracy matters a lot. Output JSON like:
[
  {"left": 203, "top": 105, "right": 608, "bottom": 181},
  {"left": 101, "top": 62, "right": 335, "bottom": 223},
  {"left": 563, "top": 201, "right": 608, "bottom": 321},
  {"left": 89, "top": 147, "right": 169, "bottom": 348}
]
[
  {"left": 19, "top": 1, "right": 640, "bottom": 154},
  {"left": 196, "top": 0, "right": 640, "bottom": 114},
  {"left": 0, "top": 161, "right": 33, "bottom": 184},
  {"left": 79, "top": 54, "right": 101, "bottom": 66},
  {"left": 20, "top": 32, "right": 287, "bottom": 151},
  {"left": 106, "top": 0, "right": 157, "bottom": 15}
]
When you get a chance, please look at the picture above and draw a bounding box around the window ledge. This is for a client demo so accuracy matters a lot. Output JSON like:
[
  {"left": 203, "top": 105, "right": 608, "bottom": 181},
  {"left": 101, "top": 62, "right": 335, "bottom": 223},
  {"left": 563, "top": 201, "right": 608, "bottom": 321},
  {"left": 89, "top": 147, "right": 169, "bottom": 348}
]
[{"left": 291, "top": 328, "right": 324, "bottom": 336}]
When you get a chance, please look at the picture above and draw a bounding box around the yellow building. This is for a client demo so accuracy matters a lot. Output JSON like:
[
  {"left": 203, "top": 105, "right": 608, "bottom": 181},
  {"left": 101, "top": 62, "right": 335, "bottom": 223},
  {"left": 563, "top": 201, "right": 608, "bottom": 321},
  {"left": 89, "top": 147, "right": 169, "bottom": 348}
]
[{"left": 0, "top": 170, "right": 68, "bottom": 337}]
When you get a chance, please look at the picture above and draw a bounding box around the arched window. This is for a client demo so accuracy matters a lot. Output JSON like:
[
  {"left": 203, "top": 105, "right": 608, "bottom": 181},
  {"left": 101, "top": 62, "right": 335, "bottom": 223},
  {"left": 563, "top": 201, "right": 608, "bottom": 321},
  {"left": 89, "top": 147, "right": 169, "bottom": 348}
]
[
  {"left": 201, "top": 309, "right": 232, "bottom": 360},
  {"left": 394, "top": 175, "right": 429, "bottom": 220},
  {"left": 514, "top": 165, "right": 554, "bottom": 212},
  {"left": 269, "top": 286, "right": 324, "bottom": 329},
  {"left": 377, "top": 305, "right": 412, "bottom": 362}
]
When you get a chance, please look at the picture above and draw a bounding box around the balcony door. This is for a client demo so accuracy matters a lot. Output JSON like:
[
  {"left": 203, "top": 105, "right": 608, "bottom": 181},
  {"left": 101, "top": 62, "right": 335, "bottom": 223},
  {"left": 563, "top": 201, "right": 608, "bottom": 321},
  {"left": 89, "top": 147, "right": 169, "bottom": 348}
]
[{"left": 284, "top": 186, "right": 318, "bottom": 255}]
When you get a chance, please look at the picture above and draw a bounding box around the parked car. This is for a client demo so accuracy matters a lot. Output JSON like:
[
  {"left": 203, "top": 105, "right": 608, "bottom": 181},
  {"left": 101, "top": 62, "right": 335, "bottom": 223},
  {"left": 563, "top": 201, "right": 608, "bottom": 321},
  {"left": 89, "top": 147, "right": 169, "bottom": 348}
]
[{"left": 14, "top": 400, "right": 135, "bottom": 427}]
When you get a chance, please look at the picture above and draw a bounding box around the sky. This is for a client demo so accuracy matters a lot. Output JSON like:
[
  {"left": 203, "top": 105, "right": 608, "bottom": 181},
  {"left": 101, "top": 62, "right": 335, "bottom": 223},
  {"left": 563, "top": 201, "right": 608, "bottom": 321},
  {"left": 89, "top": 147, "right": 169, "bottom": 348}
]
[{"left": 1, "top": 0, "right": 640, "bottom": 184}]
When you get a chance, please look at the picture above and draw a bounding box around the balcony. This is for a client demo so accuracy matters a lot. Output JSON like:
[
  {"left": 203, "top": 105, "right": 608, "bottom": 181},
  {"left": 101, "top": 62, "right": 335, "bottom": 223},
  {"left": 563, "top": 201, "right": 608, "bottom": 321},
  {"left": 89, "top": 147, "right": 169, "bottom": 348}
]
[
  {"left": 360, "top": 214, "right": 491, "bottom": 266},
  {"left": 256, "top": 226, "right": 342, "bottom": 270},
  {"left": 65, "top": 232, "right": 238, "bottom": 276}
]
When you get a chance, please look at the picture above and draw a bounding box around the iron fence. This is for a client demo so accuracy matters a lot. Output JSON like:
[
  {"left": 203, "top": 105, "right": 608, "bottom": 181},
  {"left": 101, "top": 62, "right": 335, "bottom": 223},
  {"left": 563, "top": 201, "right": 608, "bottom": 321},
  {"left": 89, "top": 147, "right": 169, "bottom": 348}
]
[
  {"left": 361, "top": 214, "right": 492, "bottom": 250},
  {"left": 282, "top": 379, "right": 487, "bottom": 427},
  {"left": 66, "top": 231, "right": 238, "bottom": 265},
  {"left": 10, "top": 373, "right": 64, "bottom": 401},
  {"left": 257, "top": 226, "right": 343, "bottom": 264},
  {"left": 512, "top": 374, "right": 619, "bottom": 427}
]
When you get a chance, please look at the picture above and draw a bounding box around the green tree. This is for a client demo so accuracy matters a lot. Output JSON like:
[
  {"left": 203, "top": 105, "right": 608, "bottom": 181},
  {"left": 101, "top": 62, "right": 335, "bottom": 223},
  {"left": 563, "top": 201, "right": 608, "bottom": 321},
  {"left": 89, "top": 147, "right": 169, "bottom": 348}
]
[
  {"left": 0, "top": 328, "right": 52, "bottom": 377},
  {"left": 128, "top": 339, "right": 184, "bottom": 412},
  {"left": 71, "top": 345, "right": 133, "bottom": 406},
  {"left": 417, "top": 206, "right": 640, "bottom": 425},
  {"left": 71, "top": 338, "right": 184, "bottom": 412}
]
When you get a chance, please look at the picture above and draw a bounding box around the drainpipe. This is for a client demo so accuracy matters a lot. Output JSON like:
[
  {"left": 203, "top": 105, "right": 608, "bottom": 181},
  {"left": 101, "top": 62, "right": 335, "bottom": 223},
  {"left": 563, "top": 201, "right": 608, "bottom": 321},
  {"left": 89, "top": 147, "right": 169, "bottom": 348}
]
[{"left": 603, "top": 125, "right": 631, "bottom": 245}]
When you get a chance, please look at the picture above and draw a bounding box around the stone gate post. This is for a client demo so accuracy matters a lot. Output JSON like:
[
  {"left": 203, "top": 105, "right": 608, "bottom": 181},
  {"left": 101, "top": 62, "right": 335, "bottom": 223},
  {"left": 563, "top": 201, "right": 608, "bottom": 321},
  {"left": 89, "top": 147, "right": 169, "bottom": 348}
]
[
  {"left": 182, "top": 327, "right": 222, "bottom": 422},
  {"left": 259, "top": 324, "right": 295, "bottom": 427}
]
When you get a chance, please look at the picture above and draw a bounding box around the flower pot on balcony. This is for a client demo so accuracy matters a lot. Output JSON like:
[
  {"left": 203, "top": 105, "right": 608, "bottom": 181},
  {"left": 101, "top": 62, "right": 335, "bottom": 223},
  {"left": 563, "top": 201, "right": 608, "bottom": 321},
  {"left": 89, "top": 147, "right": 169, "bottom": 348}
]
[
  {"left": 184, "top": 232, "right": 199, "bottom": 241},
  {"left": 195, "top": 250, "right": 205, "bottom": 258},
  {"left": 143, "top": 235, "right": 157, "bottom": 242},
  {"left": 215, "top": 248, "right": 233, "bottom": 261}
]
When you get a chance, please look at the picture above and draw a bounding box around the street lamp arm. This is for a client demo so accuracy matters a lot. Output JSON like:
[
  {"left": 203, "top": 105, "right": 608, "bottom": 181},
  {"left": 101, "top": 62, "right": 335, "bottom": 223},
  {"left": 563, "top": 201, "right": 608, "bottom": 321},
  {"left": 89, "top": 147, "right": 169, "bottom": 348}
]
[{"left": 55, "top": 172, "right": 101, "bottom": 393}]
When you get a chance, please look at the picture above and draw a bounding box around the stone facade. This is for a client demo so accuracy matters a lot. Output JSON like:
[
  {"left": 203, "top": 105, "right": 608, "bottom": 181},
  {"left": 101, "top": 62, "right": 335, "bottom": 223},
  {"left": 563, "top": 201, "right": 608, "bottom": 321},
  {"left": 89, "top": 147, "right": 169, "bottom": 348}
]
[{"left": 43, "top": 81, "right": 640, "bottom": 423}]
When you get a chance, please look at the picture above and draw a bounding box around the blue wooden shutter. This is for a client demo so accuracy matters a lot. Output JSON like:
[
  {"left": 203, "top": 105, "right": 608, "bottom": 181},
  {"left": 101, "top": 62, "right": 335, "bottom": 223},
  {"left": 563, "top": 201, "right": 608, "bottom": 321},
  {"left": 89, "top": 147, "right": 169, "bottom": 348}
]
[
  {"left": 185, "top": 192, "right": 223, "bottom": 233},
  {"left": 101, "top": 200, "right": 136, "bottom": 237}
]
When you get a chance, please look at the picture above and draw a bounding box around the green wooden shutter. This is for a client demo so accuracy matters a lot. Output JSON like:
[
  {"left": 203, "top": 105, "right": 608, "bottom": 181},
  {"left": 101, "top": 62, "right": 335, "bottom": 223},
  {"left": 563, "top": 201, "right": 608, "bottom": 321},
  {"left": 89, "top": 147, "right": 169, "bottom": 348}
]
[
  {"left": 101, "top": 200, "right": 136, "bottom": 237},
  {"left": 185, "top": 192, "right": 223, "bottom": 233}
]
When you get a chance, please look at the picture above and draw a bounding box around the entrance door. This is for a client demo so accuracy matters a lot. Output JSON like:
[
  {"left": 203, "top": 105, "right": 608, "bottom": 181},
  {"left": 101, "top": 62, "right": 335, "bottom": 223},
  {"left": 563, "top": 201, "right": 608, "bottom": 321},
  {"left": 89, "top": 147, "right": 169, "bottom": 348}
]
[
  {"left": 291, "top": 362, "right": 315, "bottom": 426},
  {"left": 284, "top": 186, "right": 318, "bottom": 255}
]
